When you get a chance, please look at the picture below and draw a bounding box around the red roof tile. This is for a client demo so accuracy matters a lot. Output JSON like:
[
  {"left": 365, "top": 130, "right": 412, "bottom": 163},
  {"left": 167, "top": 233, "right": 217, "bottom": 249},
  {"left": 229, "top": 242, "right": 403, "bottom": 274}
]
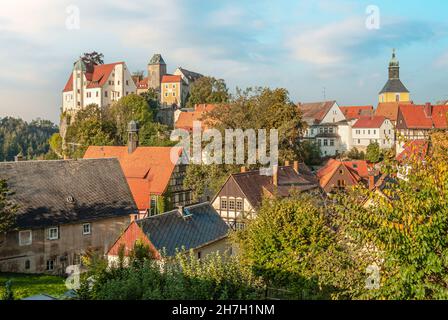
[
  {"left": 352, "top": 116, "right": 387, "bottom": 128},
  {"left": 175, "top": 104, "right": 219, "bottom": 132},
  {"left": 297, "top": 101, "right": 336, "bottom": 124},
  {"left": 340, "top": 106, "right": 374, "bottom": 119},
  {"left": 317, "top": 159, "right": 369, "bottom": 189},
  {"left": 62, "top": 62, "right": 124, "bottom": 92},
  {"left": 137, "top": 77, "right": 149, "bottom": 89},
  {"left": 375, "top": 102, "right": 410, "bottom": 122},
  {"left": 162, "top": 75, "right": 182, "bottom": 83},
  {"left": 397, "top": 104, "right": 447, "bottom": 129},
  {"left": 83, "top": 146, "right": 183, "bottom": 211}
]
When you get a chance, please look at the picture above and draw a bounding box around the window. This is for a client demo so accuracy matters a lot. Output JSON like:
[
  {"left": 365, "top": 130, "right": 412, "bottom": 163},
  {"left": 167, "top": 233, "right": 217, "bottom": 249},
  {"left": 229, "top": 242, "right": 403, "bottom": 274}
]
[
  {"left": 324, "top": 127, "right": 328, "bottom": 133},
  {"left": 96, "top": 91, "right": 99, "bottom": 97},
  {"left": 126, "top": 91, "right": 129, "bottom": 96},
  {"left": 236, "top": 199, "right": 243, "bottom": 211},
  {"left": 368, "top": 130, "right": 370, "bottom": 135},
  {"left": 373, "top": 130, "right": 376, "bottom": 134},
  {"left": 329, "top": 127, "right": 334, "bottom": 133},
  {"left": 173, "top": 92, "right": 176, "bottom": 96},
  {"left": 117, "top": 92, "right": 120, "bottom": 98},
  {"left": 48, "top": 227, "right": 59, "bottom": 240},
  {"left": 329, "top": 139, "right": 334, "bottom": 146},
  {"left": 220, "top": 198, "right": 227, "bottom": 210},
  {"left": 117, "top": 80, "right": 120, "bottom": 85},
  {"left": 25, "top": 260, "right": 31, "bottom": 270},
  {"left": 317, "top": 139, "right": 322, "bottom": 146},
  {"left": 310, "top": 128, "right": 314, "bottom": 135},
  {"left": 46, "top": 259, "right": 54, "bottom": 271},
  {"left": 104, "top": 91, "right": 108, "bottom": 97},
  {"left": 165, "top": 84, "right": 168, "bottom": 88},
  {"left": 165, "top": 93, "right": 168, "bottom": 97},
  {"left": 323, "top": 139, "right": 328, "bottom": 146},
  {"left": 126, "top": 80, "right": 129, "bottom": 85},
  {"left": 229, "top": 199, "right": 235, "bottom": 211},
  {"left": 19, "top": 230, "right": 32, "bottom": 246},
  {"left": 319, "top": 128, "right": 323, "bottom": 134},
  {"left": 197, "top": 251, "right": 201, "bottom": 259},
  {"left": 173, "top": 84, "right": 176, "bottom": 88},
  {"left": 82, "top": 223, "right": 91, "bottom": 235},
  {"left": 358, "top": 139, "right": 361, "bottom": 144}
]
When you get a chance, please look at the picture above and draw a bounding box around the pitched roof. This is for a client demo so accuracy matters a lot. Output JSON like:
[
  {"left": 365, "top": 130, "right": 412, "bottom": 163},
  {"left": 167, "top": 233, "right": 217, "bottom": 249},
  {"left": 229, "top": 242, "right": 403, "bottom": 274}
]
[
  {"left": 161, "top": 74, "right": 182, "bottom": 83},
  {"left": 379, "top": 79, "right": 409, "bottom": 94},
  {"left": 396, "top": 140, "right": 429, "bottom": 163},
  {"left": 83, "top": 146, "right": 183, "bottom": 211},
  {"left": 149, "top": 54, "right": 166, "bottom": 65},
  {"left": 63, "top": 62, "right": 124, "bottom": 92},
  {"left": 339, "top": 106, "right": 374, "bottom": 120},
  {"left": 397, "top": 104, "right": 448, "bottom": 129},
  {"left": 176, "top": 67, "right": 203, "bottom": 83},
  {"left": 137, "top": 77, "right": 149, "bottom": 89},
  {"left": 297, "top": 101, "right": 337, "bottom": 124},
  {"left": 375, "top": 102, "right": 408, "bottom": 122},
  {"left": 0, "top": 159, "right": 137, "bottom": 229},
  {"left": 136, "top": 203, "right": 229, "bottom": 256},
  {"left": 316, "top": 159, "right": 369, "bottom": 189},
  {"left": 174, "top": 104, "right": 218, "bottom": 132},
  {"left": 228, "top": 164, "right": 319, "bottom": 209},
  {"left": 352, "top": 116, "right": 387, "bottom": 128}
]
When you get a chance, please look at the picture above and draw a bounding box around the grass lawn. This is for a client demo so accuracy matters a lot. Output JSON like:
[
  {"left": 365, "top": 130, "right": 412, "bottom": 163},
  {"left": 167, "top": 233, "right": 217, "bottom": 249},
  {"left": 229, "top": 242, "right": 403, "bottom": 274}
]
[{"left": 0, "top": 273, "right": 67, "bottom": 300}]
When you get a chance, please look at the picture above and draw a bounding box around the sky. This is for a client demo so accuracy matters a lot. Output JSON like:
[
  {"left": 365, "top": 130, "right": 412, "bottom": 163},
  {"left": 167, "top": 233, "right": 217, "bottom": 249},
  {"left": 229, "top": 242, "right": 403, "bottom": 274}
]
[{"left": 1, "top": 0, "right": 448, "bottom": 123}]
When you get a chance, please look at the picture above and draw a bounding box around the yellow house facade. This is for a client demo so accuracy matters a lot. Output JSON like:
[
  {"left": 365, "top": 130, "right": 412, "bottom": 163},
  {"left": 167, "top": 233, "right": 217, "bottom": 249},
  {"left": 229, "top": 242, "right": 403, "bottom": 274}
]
[
  {"left": 161, "top": 75, "right": 183, "bottom": 107},
  {"left": 379, "top": 49, "right": 410, "bottom": 103}
]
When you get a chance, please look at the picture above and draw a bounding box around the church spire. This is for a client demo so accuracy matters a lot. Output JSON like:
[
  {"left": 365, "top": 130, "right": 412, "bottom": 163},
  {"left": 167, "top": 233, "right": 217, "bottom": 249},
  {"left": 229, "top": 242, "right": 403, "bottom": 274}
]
[{"left": 389, "top": 48, "right": 400, "bottom": 80}]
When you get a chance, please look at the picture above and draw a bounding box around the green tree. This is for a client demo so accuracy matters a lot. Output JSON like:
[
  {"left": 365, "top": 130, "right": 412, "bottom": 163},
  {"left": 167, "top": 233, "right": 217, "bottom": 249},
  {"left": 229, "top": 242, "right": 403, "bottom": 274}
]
[
  {"left": 233, "top": 194, "right": 365, "bottom": 299},
  {"left": 140, "top": 88, "right": 161, "bottom": 116},
  {"left": 1, "top": 280, "right": 15, "bottom": 300},
  {"left": 346, "top": 147, "right": 365, "bottom": 160},
  {"left": 366, "top": 142, "right": 381, "bottom": 163},
  {"left": 299, "top": 140, "right": 322, "bottom": 165},
  {"left": 335, "top": 146, "right": 448, "bottom": 299},
  {"left": 0, "top": 179, "right": 17, "bottom": 233},
  {"left": 186, "top": 76, "right": 230, "bottom": 108},
  {"left": 48, "top": 133, "right": 63, "bottom": 158}
]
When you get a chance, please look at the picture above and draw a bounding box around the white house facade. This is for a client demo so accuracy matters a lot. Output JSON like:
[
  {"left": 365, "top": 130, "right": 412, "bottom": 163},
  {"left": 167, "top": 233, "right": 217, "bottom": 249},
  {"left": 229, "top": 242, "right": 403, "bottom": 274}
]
[
  {"left": 352, "top": 116, "right": 395, "bottom": 150},
  {"left": 299, "top": 101, "right": 351, "bottom": 156},
  {"left": 62, "top": 59, "right": 136, "bottom": 113}
]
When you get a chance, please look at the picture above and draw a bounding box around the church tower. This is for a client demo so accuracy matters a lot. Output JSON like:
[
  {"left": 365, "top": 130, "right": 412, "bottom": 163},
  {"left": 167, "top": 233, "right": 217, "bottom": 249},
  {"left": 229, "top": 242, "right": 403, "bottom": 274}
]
[
  {"left": 147, "top": 54, "right": 167, "bottom": 91},
  {"left": 379, "top": 49, "right": 410, "bottom": 103}
]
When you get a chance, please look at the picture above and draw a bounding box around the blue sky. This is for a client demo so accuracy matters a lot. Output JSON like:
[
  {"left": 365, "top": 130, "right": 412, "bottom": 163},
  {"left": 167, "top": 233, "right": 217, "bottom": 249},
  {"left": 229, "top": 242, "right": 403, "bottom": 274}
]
[{"left": 1, "top": 0, "right": 448, "bottom": 123}]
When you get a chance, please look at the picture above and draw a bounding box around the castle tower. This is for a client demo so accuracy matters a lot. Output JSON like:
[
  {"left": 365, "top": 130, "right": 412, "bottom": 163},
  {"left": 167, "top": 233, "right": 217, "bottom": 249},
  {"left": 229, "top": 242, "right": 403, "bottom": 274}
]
[
  {"left": 147, "top": 54, "right": 167, "bottom": 91},
  {"left": 379, "top": 49, "right": 410, "bottom": 103}
]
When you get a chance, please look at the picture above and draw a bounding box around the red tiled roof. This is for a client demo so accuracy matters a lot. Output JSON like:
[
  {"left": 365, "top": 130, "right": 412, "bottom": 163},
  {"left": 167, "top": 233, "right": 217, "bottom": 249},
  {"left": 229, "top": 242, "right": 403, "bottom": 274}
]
[
  {"left": 83, "top": 146, "right": 183, "bottom": 211},
  {"left": 297, "top": 101, "right": 336, "bottom": 124},
  {"left": 62, "top": 62, "right": 124, "bottom": 92},
  {"left": 137, "top": 77, "right": 149, "bottom": 89},
  {"left": 352, "top": 116, "right": 387, "bottom": 128},
  {"left": 375, "top": 102, "right": 409, "bottom": 122},
  {"left": 340, "top": 106, "right": 374, "bottom": 120},
  {"left": 175, "top": 104, "right": 219, "bottom": 132},
  {"left": 162, "top": 74, "right": 182, "bottom": 83},
  {"left": 397, "top": 104, "right": 448, "bottom": 129},
  {"left": 317, "top": 159, "right": 369, "bottom": 189},
  {"left": 396, "top": 140, "right": 429, "bottom": 163}
]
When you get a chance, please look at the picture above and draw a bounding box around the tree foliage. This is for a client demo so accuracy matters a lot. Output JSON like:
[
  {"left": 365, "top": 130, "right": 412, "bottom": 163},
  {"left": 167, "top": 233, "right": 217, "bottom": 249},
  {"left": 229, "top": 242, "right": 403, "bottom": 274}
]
[
  {"left": 0, "top": 179, "right": 17, "bottom": 233},
  {"left": 81, "top": 51, "right": 104, "bottom": 66},
  {"left": 186, "top": 76, "right": 230, "bottom": 109},
  {"left": 233, "top": 194, "right": 365, "bottom": 299},
  {"left": 366, "top": 142, "right": 381, "bottom": 163},
  {"left": 346, "top": 147, "right": 365, "bottom": 160},
  {"left": 77, "top": 248, "right": 263, "bottom": 300},
  {"left": 335, "top": 135, "right": 448, "bottom": 299},
  {"left": 0, "top": 117, "right": 58, "bottom": 161}
]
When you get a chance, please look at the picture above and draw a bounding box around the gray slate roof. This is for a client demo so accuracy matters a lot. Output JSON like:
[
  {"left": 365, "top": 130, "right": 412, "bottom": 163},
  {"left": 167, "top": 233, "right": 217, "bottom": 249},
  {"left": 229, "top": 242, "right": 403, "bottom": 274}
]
[
  {"left": 177, "top": 67, "right": 203, "bottom": 83},
  {"left": 379, "top": 79, "right": 409, "bottom": 94},
  {"left": 149, "top": 54, "right": 166, "bottom": 65},
  {"left": 0, "top": 159, "right": 137, "bottom": 229},
  {"left": 136, "top": 203, "right": 229, "bottom": 256}
]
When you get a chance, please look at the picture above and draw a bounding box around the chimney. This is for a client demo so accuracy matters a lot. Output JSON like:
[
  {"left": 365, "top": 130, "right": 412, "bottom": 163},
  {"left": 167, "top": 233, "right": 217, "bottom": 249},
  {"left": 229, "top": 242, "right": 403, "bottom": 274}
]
[
  {"left": 127, "top": 120, "right": 139, "bottom": 154},
  {"left": 273, "top": 165, "right": 278, "bottom": 186},
  {"left": 240, "top": 166, "right": 246, "bottom": 173},
  {"left": 368, "top": 172, "right": 376, "bottom": 191},
  {"left": 285, "top": 160, "right": 290, "bottom": 167},
  {"left": 424, "top": 102, "right": 432, "bottom": 117},
  {"left": 293, "top": 161, "right": 299, "bottom": 174}
]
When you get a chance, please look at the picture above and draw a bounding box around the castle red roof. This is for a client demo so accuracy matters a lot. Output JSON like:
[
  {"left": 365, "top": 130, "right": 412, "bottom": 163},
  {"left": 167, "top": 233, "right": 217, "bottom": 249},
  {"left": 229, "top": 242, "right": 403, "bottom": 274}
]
[
  {"left": 162, "top": 74, "right": 182, "bottom": 83},
  {"left": 62, "top": 62, "right": 124, "bottom": 92}
]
